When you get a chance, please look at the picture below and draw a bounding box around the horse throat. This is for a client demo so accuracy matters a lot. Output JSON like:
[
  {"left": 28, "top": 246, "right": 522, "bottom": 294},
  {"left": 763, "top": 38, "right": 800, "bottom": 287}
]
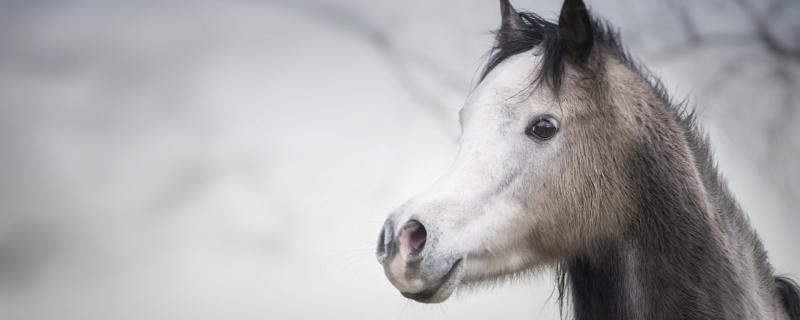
[
  {"left": 562, "top": 129, "right": 776, "bottom": 320},
  {"left": 564, "top": 202, "right": 745, "bottom": 320}
]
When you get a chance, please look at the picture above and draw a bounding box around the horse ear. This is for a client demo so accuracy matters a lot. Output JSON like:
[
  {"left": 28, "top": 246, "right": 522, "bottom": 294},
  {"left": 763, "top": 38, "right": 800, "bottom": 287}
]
[
  {"left": 558, "top": 0, "right": 594, "bottom": 62},
  {"left": 497, "top": 0, "right": 526, "bottom": 46}
]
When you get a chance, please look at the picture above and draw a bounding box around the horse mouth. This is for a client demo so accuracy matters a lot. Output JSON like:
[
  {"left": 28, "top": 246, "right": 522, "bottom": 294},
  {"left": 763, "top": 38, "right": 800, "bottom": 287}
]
[{"left": 401, "top": 258, "right": 465, "bottom": 303}]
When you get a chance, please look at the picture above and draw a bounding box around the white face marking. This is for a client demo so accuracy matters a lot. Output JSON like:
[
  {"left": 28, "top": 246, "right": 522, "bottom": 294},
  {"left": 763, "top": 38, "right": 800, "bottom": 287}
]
[{"left": 388, "top": 49, "right": 565, "bottom": 285}]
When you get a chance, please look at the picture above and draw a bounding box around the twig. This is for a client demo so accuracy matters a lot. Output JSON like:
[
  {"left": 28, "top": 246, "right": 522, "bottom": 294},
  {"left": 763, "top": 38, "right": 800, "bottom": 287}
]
[{"left": 265, "top": 0, "right": 465, "bottom": 135}]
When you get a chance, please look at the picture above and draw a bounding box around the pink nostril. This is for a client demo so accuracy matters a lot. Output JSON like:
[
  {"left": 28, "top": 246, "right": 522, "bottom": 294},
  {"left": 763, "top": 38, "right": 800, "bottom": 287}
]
[
  {"left": 409, "top": 226, "right": 426, "bottom": 252},
  {"left": 400, "top": 220, "right": 427, "bottom": 255}
]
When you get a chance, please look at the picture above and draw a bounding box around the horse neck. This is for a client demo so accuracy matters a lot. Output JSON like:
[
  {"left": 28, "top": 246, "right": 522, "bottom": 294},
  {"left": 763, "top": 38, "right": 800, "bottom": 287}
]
[{"left": 565, "top": 112, "right": 778, "bottom": 320}]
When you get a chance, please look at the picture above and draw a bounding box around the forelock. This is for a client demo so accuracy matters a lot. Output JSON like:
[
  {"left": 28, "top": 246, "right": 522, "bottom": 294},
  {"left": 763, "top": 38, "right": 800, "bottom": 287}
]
[{"left": 481, "top": 11, "right": 625, "bottom": 95}]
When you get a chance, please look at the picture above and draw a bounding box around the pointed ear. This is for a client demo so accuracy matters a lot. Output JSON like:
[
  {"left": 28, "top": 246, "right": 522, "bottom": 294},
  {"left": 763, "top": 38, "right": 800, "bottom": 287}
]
[
  {"left": 497, "top": 0, "right": 526, "bottom": 46},
  {"left": 558, "top": 0, "right": 594, "bottom": 62}
]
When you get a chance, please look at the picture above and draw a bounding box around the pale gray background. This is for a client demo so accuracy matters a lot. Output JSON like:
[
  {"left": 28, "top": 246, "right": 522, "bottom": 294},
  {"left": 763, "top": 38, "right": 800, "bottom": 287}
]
[{"left": 0, "top": 0, "right": 798, "bottom": 319}]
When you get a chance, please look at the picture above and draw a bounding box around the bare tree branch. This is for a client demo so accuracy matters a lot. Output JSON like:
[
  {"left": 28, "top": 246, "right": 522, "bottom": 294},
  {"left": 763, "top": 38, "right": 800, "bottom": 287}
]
[
  {"left": 667, "top": 0, "right": 701, "bottom": 44},
  {"left": 648, "top": 33, "right": 754, "bottom": 62},
  {"left": 731, "top": 0, "right": 800, "bottom": 60},
  {"left": 265, "top": 0, "right": 465, "bottom": 137},
  {"left": 652, "top": 0, "right": 799, "bottom": 62}
]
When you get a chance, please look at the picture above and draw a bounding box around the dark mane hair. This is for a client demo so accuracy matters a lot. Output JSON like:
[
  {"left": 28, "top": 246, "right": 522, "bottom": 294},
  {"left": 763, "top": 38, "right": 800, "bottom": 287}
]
[
  {"left": 481, "top": 12, "right": 561, "bottom": 88},
  {"left": 481, "top": 12, "right": 625, "bottom": 93},
  {"left": 777, "top": 276, "right": 800, "bottom": 320}
]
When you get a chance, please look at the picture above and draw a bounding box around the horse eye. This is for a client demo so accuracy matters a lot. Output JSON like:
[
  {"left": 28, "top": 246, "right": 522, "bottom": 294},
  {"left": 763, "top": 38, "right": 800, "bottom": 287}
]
[{"left": 526, "top": 117, "right": 559, "bottom": 141}]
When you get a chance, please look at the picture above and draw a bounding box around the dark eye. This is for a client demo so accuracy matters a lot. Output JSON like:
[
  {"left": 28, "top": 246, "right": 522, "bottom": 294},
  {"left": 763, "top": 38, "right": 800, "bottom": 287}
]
[{"left": 526, "top": 116, "right": 559, "bottom": 140}]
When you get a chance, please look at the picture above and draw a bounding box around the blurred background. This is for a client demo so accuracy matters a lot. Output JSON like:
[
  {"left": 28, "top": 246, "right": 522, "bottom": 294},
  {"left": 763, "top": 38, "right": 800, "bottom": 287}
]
[{"left": 0, "top": 0, "right": 798, "bottom": 319}]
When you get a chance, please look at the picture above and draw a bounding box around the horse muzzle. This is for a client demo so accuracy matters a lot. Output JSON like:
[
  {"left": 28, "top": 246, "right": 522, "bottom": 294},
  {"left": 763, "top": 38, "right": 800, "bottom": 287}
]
[{"left": 376, "top": 218, "right": 466, "bottom": 303}]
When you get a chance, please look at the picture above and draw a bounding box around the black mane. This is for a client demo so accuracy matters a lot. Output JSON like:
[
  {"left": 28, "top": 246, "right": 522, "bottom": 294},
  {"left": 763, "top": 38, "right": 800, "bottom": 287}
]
[
  {"left": 481, "top": 12, "right": 561, "bottom": 88},
  {"left": 481, "top": 12, "right": 624, "bottom": 92}
]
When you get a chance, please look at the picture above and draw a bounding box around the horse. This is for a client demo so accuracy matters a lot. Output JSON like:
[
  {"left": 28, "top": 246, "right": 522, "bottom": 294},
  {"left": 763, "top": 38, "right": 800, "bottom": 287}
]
[{"left": 375, "top": 0, "right": 800, "bottom": 319}]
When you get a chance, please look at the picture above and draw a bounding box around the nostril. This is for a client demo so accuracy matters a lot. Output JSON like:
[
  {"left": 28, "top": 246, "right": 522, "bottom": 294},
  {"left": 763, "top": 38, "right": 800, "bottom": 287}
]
[{"left": 400, "top": 220, "right": 427, "bottom": 255}]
